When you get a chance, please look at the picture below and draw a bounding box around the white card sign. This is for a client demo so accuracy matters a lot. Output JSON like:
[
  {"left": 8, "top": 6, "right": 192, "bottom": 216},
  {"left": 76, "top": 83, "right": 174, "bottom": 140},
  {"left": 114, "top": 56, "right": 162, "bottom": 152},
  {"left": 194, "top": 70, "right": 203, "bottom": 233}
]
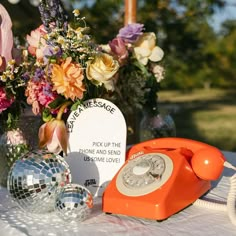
[{"left": 66, "top": 98, "right": 127, "bottom": 196}]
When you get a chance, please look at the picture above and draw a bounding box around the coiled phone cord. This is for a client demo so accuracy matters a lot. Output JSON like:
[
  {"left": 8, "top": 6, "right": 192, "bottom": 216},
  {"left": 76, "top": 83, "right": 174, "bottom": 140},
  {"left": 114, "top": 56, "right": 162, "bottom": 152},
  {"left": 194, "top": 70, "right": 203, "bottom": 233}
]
[
  {"left": 227, "top": 173, "right": 236, "bottom": 225},
  {"left": 193, "top": 171, "right": 236, "bottom": 225}
]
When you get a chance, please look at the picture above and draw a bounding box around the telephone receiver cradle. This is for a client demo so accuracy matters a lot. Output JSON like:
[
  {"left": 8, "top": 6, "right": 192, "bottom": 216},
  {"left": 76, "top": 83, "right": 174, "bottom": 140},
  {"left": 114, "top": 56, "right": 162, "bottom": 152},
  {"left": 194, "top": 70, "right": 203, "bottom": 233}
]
[{"left": 102, "top": 137, "right": 226, "bottom": 220}]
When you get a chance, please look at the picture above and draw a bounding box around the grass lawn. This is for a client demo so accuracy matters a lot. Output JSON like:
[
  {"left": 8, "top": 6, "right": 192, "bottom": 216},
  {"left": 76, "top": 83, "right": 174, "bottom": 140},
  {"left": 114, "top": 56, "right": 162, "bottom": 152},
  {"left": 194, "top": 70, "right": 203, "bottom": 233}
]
[{"left": 158, "top": 88, "right": 236, "bottom": 152}]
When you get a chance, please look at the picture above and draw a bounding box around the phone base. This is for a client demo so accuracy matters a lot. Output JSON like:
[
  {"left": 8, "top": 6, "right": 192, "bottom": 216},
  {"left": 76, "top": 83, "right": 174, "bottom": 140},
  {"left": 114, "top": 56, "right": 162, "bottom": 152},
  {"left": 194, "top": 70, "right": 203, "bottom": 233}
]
[
  {"left": 102, "top": 183, "right": 210, "bottom": 220},
  {"left": 102, "top": 147, "right": 212, "bottom": 220}
]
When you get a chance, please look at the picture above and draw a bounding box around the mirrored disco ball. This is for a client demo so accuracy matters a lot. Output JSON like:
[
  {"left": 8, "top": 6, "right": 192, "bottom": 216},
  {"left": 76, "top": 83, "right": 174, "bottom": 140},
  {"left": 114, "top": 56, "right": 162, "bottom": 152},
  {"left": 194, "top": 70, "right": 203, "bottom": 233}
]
[
  {"left": 7, "top": 149, "right": 72, "bottom": 214},
  {"left": 55, "top": 183, "right": 93, "bottom": 222}
]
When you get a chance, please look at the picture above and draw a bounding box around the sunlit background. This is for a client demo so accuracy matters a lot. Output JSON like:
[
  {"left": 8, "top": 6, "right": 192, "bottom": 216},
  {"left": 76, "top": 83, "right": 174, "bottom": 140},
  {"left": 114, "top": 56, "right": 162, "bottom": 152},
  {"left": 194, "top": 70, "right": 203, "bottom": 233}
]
[{"left": 1, "top": 0, "right": 236, "bottom": 151}]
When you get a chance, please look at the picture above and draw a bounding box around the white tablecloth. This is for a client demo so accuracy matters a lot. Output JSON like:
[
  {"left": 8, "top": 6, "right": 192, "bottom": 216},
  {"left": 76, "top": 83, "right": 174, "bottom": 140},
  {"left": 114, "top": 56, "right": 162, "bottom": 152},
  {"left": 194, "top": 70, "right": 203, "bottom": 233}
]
[{"left": 0, "top": 151, "right": 236, "bottom": 236}]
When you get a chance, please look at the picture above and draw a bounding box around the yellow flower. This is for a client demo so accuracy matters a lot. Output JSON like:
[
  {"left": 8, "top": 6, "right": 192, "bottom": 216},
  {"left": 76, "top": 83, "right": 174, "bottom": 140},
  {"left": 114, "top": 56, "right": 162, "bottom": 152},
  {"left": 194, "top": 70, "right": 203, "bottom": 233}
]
[
  {"left": 38, "top": 118, "right": 68, "bottom": 155},
  {"left": 57, "top": 36, "right": 66, "bottom": 45},
  {"left": 51, "top": 57, "right": 85, "bottom": 100},
  {"left": 134, "top": 32, "right": 164, "bottom": 65},
  {"left": 86, "top": 53, "right": 119, "bottom": 91},
  {"left": 73, "top": 9, "right": 80, "bottom": 17}
]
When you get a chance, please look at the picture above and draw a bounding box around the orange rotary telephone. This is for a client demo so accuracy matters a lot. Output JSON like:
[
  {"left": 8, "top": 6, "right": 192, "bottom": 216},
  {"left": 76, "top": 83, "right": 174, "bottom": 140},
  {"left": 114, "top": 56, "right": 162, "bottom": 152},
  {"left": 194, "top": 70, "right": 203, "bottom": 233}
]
[{"left": 102, "top": 137, "right": 230, "bottom": 221}]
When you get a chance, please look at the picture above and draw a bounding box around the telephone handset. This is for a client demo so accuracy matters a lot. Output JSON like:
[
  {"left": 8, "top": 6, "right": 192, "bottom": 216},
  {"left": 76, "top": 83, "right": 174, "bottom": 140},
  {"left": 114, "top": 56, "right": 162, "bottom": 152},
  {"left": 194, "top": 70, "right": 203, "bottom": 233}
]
[
  {"left": 102, "top": 137, "right": 236, "bottom": 223},
  {"left": 126, "top": 137, "right": 226, "bottom": 181}
]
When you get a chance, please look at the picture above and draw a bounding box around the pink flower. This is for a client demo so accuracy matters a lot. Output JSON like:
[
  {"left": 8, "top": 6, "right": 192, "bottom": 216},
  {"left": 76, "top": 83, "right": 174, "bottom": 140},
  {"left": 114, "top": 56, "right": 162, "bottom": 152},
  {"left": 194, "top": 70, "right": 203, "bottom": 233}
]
[
  {"left": 0, "top": 4, "right": 14, "bottom": 72},
  {"left": 38, "top": 119, "right": 68, "bottom": 155},
  {"left": 0, "top": 87, "right": 14, "bottom": 113},
  {"left": 26, "top": 25, "right": 47, "bottom": 60},
  {"left": 109, "top": 37, "right": 128, "bottom": 65},
  {"left": 6, "top": 128, "right": 27, "bottom": 146},
  {"left": 25, "top": 79, "right": 57, "bottom": 115},
  {"left": 38, "top": 100, "right": 71, "bottom": 155}
]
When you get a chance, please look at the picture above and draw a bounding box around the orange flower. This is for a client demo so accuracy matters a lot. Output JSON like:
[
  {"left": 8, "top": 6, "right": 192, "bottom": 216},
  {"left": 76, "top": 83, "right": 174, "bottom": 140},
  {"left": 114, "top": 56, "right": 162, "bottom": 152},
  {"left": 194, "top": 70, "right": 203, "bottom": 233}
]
[
  {"left": 38, "top": 118, "right": 68, "bottom": 155},
  {"left": 51, "top": 57, "right": 85, "bottom": 101}
]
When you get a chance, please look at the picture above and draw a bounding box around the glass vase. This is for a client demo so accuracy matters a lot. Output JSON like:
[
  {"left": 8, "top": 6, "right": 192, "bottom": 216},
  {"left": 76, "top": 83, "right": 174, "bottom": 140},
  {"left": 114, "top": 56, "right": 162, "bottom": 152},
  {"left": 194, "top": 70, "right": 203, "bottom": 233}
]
[
  {"left": 0, "top": 127, "right": 29, "bottom": 187},
  {"left": 124, "top": 108, "right": 142, "bottom": 145},
  {"left": 0, "top": 108, "right": 42, "bottom": 187},
  {"left": 139, "top": 111, "right": 176, "bottom": 142}
]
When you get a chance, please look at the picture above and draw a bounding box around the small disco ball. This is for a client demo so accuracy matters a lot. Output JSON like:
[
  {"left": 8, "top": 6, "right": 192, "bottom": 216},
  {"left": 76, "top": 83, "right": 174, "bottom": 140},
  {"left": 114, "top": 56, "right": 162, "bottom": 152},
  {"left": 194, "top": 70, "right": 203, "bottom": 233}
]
[
  {"left": 7, "top": 149, "right": 71, "bottom": 214},
  {"left": 54, "top": 183, "right": 93, "bottom": 222}
]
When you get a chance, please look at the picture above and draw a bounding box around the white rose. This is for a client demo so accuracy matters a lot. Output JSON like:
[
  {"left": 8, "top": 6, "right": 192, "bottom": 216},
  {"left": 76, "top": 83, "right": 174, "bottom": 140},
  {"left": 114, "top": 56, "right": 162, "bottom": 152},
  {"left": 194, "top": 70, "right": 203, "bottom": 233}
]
[
  {"left": 86, "top": 53, "right": 119, "bottom": 91},
  {"left": 134, "top": 32, "right": 164, "bottom": 65}
]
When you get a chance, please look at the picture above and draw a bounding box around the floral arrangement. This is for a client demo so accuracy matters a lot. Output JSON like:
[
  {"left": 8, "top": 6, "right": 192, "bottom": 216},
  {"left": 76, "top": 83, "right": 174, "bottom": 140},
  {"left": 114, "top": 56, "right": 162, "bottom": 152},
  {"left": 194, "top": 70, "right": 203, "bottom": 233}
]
[
  {"left": 0, "top": 0, "right": 165, "bottom": 155},
  {"left": 102, "top": 23, "right": 165, "bottom": 113},
  {"left": 0, "top": 4, "right": 27, "bottom": 132}
]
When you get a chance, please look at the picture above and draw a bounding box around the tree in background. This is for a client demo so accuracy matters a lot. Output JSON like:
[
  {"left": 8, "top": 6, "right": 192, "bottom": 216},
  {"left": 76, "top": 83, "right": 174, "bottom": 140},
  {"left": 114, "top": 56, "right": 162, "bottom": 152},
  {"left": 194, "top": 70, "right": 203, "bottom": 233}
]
[
  {"left": 136, "top": 0, "right": 226, "bottom": 90},
  {"left": 3, "top": 0, "right": 236, "bottom": 90},
  {"left": 212, "top": 19, "right": 236, "bottom": 88}
]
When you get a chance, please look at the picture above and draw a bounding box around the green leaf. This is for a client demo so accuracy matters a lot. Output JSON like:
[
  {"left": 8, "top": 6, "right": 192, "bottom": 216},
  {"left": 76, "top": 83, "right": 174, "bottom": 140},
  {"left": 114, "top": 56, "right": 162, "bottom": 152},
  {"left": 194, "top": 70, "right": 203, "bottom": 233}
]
[
  {"left": 42, "top": 108, "right": 53, "bottom": 122},
  {"left": 132, "top": 60, "right": 149, "bottom": 76},
  {"left": 71, "top": 100, "right": 82, "bottom": 110}
]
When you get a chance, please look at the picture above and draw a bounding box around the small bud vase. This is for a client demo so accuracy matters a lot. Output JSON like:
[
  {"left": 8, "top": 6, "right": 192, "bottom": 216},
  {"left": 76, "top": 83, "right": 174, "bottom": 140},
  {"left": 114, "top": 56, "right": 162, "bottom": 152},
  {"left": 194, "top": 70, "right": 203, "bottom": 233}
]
[
  {"left": 139, "top": 110, "right": 176, "bottom": 142},
  {"left": 0, "top": 126, "right": 29, "bottom": 187}
]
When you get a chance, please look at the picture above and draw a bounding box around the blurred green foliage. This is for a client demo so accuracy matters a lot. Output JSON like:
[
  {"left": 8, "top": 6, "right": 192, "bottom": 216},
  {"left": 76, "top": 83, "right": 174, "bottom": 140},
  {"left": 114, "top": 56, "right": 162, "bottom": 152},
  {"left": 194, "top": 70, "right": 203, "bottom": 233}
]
[{"left": 1, "top": 0, "right": 236, "bottom": 91}]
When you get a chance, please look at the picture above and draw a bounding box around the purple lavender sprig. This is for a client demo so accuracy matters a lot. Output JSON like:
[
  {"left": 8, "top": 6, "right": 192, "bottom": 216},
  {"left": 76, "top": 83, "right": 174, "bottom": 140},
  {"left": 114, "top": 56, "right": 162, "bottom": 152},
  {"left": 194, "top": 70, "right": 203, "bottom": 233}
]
[{"left": 38, "top": 0, "right": 68, "bottom": 32}]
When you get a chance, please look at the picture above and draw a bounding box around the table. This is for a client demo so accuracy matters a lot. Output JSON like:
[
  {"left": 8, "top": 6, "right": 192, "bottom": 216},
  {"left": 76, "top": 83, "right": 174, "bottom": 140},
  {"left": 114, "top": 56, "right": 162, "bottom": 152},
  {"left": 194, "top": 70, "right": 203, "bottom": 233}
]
[{"left": 0, "top": 150, "right": 236, "bottom": 236}]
